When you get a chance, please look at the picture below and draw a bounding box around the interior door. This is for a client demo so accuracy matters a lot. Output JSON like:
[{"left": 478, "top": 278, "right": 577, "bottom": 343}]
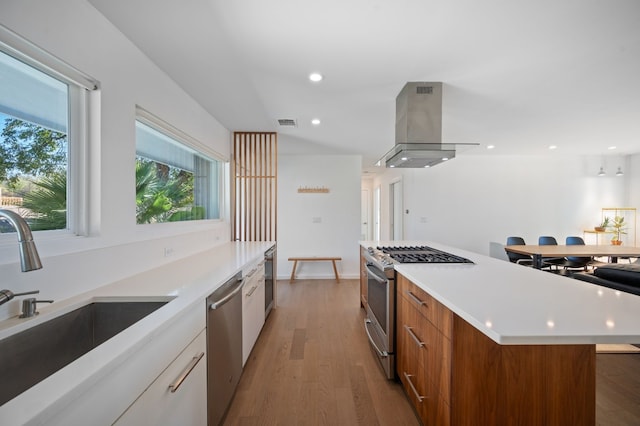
[
  {"left": 374, "top": 186, "right": 381, "bottom": 241},
  {"left": 361, "top": 189, "right": 371, "bottom": 240},
  {"left": 390, "top": 179, "right": 403, "bottom": 240}
]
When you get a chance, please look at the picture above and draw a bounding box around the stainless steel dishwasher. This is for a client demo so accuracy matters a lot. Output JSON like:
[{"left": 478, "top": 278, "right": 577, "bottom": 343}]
[{"left": 207, "top": 271, "right": 243, "bottom": 426}]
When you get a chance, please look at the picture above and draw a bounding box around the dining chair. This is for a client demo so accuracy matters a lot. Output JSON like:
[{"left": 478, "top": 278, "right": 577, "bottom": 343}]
[
  {"left": 538, "top": 236, "right": 566, "bottom": 271},
  {"left": 505, "top": 236, "right": 533, "bottom": 266},
  {"left": 563, "top": 236, "right": 593, "bottom": 272}
]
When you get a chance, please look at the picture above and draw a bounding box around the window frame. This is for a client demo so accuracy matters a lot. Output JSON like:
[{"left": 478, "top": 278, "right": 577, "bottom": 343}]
[
  {"left": 135, "top": 106, "right": 226, "bottom": 225},
  {"left": 0, "top": 24, "right": 98, "bottom": 241}
]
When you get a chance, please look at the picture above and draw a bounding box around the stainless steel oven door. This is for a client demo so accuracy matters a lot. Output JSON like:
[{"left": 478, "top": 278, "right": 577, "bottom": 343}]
[{"left": 363, "top": 263, "right": 395, "bottom": 380}]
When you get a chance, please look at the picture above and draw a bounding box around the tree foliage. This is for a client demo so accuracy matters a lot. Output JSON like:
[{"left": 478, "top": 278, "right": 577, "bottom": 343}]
[
  {"left": 21, "top": 171, "right": 67, "bottom": 231},
  {"left": 0, "top": 118, "right": 67, "bottom": 184},
  {"left": 135, "top": 157, "right": 198, "bottom": 224}
]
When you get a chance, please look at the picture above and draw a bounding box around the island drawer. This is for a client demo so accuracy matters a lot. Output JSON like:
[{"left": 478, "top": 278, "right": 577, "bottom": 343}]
[
  {"left": 398, "top": 294, "right": 452, "bottom": 402},
  {"left": 397, "top": 273, "right": 452, "bottom": 337},
  {"left": 397, "top": 317, "right": 429, "bottom": 422}
]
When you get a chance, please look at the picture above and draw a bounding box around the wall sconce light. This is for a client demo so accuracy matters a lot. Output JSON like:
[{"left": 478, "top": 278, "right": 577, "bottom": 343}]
[
  {"left": 598, "top": 167, "right": 606, "bottom": 176},
  {"left": 616, "top": 167, "right": 623, "bottom": 176}
]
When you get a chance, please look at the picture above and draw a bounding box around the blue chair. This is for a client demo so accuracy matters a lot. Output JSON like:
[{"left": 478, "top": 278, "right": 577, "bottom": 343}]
[
  {"left": 563, "top": 236, "right": 592, "bottom": 271},
  {"left": 505, "top": 236, "right": 533, "bottom": 266},
  {"left": 538, "top": 236, "right": 566, "bottom": 271}
]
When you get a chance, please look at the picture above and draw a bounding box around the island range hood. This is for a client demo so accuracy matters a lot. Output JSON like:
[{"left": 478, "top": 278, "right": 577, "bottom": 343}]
[{"left": 379, "top": 82, "right": 477, "bottom": 168}]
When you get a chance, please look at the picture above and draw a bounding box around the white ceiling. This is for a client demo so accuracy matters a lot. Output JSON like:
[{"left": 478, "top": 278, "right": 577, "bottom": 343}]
[{"left": 88, "top": 0, "right": 640, "bottom": 174}]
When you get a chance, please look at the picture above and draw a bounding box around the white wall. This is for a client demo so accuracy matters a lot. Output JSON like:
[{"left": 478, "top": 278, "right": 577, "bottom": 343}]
[
  {"left": 628, "top": 154, "right": 640, "bottom": 209},
  {"left": 0, "top": 0, "right": 231, "bottom": 320},
  {"left": 372, "top": 153, "right": 637, "bottom": 255},
  {"left": 277, "top": 155, "right": 361, "bottom": 280}
]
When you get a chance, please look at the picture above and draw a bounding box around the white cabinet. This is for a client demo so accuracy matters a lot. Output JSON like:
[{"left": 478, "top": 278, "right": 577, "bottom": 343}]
[
  {"left": 242, "top": 261, "right": 265, "bottom": 365},
  {"left": 115, "top": 329, "right": 207, "bottom": 426}
]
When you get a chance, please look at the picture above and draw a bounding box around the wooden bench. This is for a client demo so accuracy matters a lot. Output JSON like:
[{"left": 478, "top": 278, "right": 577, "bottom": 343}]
[{"left": 288, "top": 257, "right": 342, "bottom": 283}]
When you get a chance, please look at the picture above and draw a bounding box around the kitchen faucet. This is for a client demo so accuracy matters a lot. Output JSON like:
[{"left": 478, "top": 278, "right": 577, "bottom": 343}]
[
  {"left": 0, "top": 209, "right": 43, "bottom": 307},
  {"left": 0, "top": 209, "right": 42, "bottom": 272}
]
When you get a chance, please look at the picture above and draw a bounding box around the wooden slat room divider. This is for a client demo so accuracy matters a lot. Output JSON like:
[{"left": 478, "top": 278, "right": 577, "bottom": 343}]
[{"left": 232, "top": 132, "right": 277, "bottom": 241}]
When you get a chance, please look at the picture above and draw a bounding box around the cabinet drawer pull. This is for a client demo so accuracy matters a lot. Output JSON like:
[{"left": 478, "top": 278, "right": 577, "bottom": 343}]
[
  {"left": 246, "top": 285, "right": 258, "bottom": 297},
  {"left": 406, "top": 290, "right": 427, "bottom": 307},
  {"left": 403, "top": 324, "right": 425, "bottom": 348},
  {"left": 168, "top": 351, "right": 205, "bottom": 393},
  {"left": 403, "top": 372, "right": 425, "bottom": 402},
  {"left": 247, "top": 267, "right": 257, "bottom": 278}
]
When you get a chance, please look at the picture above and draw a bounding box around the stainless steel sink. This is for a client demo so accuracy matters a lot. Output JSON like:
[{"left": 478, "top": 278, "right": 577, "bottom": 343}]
[{"left": 0, "top": 300, "right": 170, "bottom": 406}]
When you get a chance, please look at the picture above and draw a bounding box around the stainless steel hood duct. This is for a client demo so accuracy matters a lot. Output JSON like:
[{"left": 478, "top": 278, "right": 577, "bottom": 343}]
[{"left": 380, "top": 82, "right": 477, "bottom": 168}]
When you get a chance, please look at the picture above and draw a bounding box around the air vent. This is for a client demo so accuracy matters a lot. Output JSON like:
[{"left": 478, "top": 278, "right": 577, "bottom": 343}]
[
  {"left": 416, "top": 85, "right": 433, "bottom": 94},
  {"left": 277, "top": 119, "right": 297, "bottom": 127}
]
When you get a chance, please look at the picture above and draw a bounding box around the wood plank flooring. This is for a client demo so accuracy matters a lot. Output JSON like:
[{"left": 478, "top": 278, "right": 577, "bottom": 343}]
[
  {"left": 224, "top": 278, "right": 640, "bottom": 425},
  {"left": 224, "top": 279, "right": 419, "bottom": 425},
  {"left": 597, "top": 353, "right": 640, "bottom": 425}
]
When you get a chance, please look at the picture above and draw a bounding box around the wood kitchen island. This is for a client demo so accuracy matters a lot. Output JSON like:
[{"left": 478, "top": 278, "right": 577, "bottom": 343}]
[
  {"left": 361, "top": 241, "right": 640, "bottom": 426},
  {"left": 396, "top": 272, "right": 593, "bottom": 425}
]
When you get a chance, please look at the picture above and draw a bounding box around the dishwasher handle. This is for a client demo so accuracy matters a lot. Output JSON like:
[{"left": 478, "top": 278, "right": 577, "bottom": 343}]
[{"left": 209, "top": 278, "right": 244, "bottom": 310}]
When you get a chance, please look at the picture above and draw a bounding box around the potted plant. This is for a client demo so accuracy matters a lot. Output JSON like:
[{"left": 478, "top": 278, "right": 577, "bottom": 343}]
[
  {"left": 595, "top": 217, "right": 610, "bottom": 232},
  {"left": 609, "top": 215, "right": 626, "bottom": 245}
]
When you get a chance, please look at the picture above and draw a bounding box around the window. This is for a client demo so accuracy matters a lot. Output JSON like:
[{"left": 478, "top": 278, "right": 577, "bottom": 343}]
[
  {"left": 0, "top": 26, "right": 95, "bottom": 235},
  {"left": 135, "top": 111, "right": 223, "bottom": 224}
]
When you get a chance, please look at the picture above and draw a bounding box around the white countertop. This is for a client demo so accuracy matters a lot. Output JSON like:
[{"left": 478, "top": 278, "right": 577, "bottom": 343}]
[
  {"left": 0, "top": 241, "right": 274, "bottom": 424},
  {"left": 362, "top": 240, "right": 640, "bottom": 345}
]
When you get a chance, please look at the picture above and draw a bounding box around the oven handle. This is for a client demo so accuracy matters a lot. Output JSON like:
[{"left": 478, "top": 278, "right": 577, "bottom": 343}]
[
  {"left": 365, "top": 264, "right": 388, "bottom": 283},
  {"left": 364, "top": 319, "right": 389, "bottom": 358}
]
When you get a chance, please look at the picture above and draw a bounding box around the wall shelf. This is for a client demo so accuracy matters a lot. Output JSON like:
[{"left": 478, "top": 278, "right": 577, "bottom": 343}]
[
  {"left": 601, "top": 207, "right": 636, "bottom": 247},
  {"left": 297, "top": 186, "right": 329, "bottom": 193}
]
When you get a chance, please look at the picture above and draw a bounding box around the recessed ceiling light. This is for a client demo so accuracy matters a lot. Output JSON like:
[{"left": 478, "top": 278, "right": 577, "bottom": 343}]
[
  {"left": 548, "top": 145, "right": 557, "bottom": 150},
  {"left": 487, "top": 145, "right": 495, "bottom": 150},
  {"left": 608, "top": 146, "right": 617, "bottom": 150},
  {"left": 311, "top": 118, "right": 321, "bottom": 125},
  {"left": 309, "top": 72, "right": 323, "bottom": 82}
]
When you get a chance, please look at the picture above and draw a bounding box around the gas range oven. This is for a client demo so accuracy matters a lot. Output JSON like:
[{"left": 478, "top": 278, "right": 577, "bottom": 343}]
[
  {"left": 364, "top": 245, "right": 474, "bottom": 272},
  {"left": 362, "top": 244, "right": 473, "bottom": 380}
]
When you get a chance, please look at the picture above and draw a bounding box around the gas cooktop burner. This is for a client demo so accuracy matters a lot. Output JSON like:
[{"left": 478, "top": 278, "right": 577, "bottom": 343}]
[{"left": 377, "top": 245, "right": 474, "bottom": 264}]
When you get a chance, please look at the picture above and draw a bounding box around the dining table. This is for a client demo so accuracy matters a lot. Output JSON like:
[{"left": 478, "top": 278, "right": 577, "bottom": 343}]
[{"left": 504, "top": 244, "right": 640, "bottom": 269}]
